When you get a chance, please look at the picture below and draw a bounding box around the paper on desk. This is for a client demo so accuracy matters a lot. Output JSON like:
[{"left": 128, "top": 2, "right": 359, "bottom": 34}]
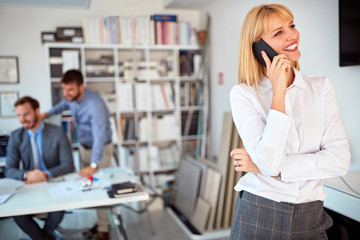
[
  {"left": 0, "top": 178, "right": 24, "bottom": 194},
  {"left": 0, "top": 193, "right": 14, "bottom": 204},
  {"left": 48, "top": 180, "right": 104, "bottom": 199},
  {"left": 0, "top": 178, "right": 23, "bottom": 205},
  {"left": 48, "top": 180, "right": 83, "bottom": 198}
]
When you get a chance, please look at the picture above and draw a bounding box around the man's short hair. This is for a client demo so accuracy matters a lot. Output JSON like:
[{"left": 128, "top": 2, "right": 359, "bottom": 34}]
[
  {"left": 61, "top": 69, "right": 84, "bottom": 86},
  {"left": 14, "top": 96, "right": 39, "bottom": 110}
]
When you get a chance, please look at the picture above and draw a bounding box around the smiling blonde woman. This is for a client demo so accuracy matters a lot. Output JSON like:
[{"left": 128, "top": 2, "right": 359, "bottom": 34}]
[{"left": 229, "top": 4, "right": 351, "bottom": 240}]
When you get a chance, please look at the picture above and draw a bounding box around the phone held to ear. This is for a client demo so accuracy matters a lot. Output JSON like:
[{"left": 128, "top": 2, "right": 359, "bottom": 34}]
[{"left": 252, "top": 39, "right": 278, "bottom": 66}]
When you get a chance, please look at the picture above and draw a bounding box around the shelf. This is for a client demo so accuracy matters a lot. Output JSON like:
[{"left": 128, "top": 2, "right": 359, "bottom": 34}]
[
  {"left": 151, "top": 109, "right": 176, "bottom": 114},
  {"left": 181, "top": 135, "right": 202, "bottom": 141},
  {"left": 85, "top": 77, "right": 116, "bottom": 82},
  {"left": 118, "top": 78, "right": 133, "bottom": 82},
  {"left": 45, "top": 42, "right": 205, "bottom": 178},
  {"left": 44, "top": 42, "right": 200, "bottom": 50},
  {"left": 152, "top": 139, "right": 178, "bottom": 144},
  {"left": 180, "top": 106, "right": 202, "bottom": 111},
  {"left": 137, "top": 77, "right": 176, "bottom": 82},
  {"left": 179, "top": 76, "right": 201, "bottom": 81},
  {"left": 120, "top": 140, "right": 137, "bottom": 146},
  {"left": 51, "top": 78, "right": 62, "bottom": 82}
]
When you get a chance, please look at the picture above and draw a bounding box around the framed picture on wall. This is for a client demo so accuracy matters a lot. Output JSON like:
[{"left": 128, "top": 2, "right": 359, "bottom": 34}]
[
  {"left": 0, "top": 91, "right": 19, "bottom": 118},
  {"left": 0, "top": 56, "right": 19, "bottom": 84}
]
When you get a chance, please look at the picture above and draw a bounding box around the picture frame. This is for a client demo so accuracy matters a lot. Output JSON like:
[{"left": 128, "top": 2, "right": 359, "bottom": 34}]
[
  {"left": 0, "top": 56, "right": 19, "bottom": 84},
  {"left": 0, "top": 91, "right": 19, "bottom": 118}
]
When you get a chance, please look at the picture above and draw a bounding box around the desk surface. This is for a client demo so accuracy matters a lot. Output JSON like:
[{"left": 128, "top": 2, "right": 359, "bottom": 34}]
[
  {"left": 323, "top": 171, "right": 360, "bottom": 222},
  {"left": 324, "top": 171, "right": 360, "bottom": 198},
  {"left": 0, "top": 168, "right": 149, "bottom": 218}
]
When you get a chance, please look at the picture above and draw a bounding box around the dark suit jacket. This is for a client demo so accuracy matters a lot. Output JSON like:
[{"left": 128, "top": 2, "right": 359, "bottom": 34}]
[{"left": 5, "top": 122, "right": 74, "bottom": 180}]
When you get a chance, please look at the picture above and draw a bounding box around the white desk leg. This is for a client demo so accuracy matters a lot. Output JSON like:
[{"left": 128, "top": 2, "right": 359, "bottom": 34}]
[{"left": 111, "top": 207, "right": 129, "bottom": 240}]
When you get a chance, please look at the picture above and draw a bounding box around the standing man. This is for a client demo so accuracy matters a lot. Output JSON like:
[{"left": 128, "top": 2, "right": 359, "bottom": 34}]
[
  {"left": 5, "top": 96, "right": 74, "bottom": 240},
  {"left": 41, "top": 69, "right": 113, "bottom": 240}
]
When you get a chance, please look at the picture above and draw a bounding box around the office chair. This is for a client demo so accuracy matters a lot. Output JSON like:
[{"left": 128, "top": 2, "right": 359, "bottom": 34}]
[{"left": 0, "top": 135, "right": 9, "bottom": 178}]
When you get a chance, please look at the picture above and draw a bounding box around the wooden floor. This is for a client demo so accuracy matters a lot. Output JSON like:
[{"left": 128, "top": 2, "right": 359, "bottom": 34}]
[{"left": 0, "top": 201, "right": 231, "bottom": 240}]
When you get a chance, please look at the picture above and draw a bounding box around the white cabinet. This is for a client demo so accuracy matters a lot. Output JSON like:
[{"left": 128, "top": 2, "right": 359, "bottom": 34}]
[{"left": 44, "top": 43, "right": 205, "bottom": 184}]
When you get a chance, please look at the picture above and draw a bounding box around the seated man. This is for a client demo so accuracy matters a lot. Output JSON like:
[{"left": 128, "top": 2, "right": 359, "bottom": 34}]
[{"left": 5, "top": 96, "right": 74, "bottom": 240}]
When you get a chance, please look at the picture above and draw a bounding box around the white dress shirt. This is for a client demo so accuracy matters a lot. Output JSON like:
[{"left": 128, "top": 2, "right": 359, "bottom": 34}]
[{"left": 229, "top": 70, "right": 351, "bottom": 203}]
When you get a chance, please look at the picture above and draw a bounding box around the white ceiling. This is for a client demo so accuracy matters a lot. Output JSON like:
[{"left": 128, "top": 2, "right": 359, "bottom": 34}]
[
  {"left": 0, "top": 0, "right": 214, "bottom": 9},
  {"left": 164, "top": 0, "right": 215, "bottom": 9},
  {"left": 0, "top": 0, "right": 90, "bottom": 8}
]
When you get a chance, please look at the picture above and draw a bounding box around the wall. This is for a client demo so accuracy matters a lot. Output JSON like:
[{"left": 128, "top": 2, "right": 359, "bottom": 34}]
[
  {"left": 1, "top": 0, "right": 359, "bottom": 172},
  {"left": 201, "top": 0, "right": 360, "bottom": 171},
  {"left": 0, "top": 0, "right": 200, "bottom": 133}
]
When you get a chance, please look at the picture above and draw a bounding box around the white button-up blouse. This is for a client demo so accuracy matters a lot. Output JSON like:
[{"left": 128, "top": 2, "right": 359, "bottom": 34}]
[{"left": 229, "top": 70, "right": 351, "bottom": 203}]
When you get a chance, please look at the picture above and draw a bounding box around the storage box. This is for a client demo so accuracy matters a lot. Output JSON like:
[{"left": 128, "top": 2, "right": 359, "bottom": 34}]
[
  {"left": 41, "top": 32, "right": 56, "bottom": 43},
  {"left": 56, "top": 27, "right": 83, "bottom": 39}
]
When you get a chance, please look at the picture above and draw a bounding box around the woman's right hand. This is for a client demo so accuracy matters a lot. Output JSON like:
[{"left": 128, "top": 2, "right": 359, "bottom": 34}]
[
  {"left": 262, "top": 51, "right": 291, "bottom": 113},
  {"left": 262, "top": 51, "right": 290, "bottom": 97}
]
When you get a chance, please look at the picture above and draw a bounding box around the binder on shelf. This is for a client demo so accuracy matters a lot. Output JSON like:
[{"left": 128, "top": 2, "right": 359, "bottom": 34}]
[
  {"left": 117, "top": 83, "right": 133, "bottom": 111},
  {"left": 62, "top": 50, "right": 80, "bottom": 73},
  {"left": 139, "top": 146, "right": 149, "bottom": 172},
  {"left": 138, "top": 117, "right": 150, "bottom": 142},
  {"left": 151, "top": 14, "right": 177, "bottom": 22},
  {"left": 151, "top": 83, "right": 174, "bottom": 109},
  {"left": 123, "top": 118, "right": 135, "bottom": 140},
  {"left": 181, "top": 110, "right": 199, "bottom": 136},
  {"left": 100, "top": 93, "right": 118, "bottom": 112},
  {"left": 159, "top": 145, "right": 179, "bottom": 168},
  {"left": 149, "top": 146, "right": 161, "bottom": 171},
  {"left": 51, "top": 85, "right": 63, "bottom": 106},
  {"left": 153, "top": 114, "right": 177, "bottom": 140},
  {"left": 61, "top": 114, "right": 78, "bottom": 145},
  {"left": 136, "top": 83, "right": 150, "bottom": 111},
  {"left": 109, "top": 117, "right": 118, "bottom": 143},
  {"left": 118, "top": 117, "right": 125, "bottom": 141},
  {"left": 108, "top": 16, "right": 121, "bottom": 44},
  {"left": 179, "top": 50, "right": 202, "bottom": 76}
]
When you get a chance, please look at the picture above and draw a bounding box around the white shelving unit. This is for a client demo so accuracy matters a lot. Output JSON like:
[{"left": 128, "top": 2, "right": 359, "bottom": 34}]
[{"left": 44, "top": 43, "right": 206, "bottom": 188}]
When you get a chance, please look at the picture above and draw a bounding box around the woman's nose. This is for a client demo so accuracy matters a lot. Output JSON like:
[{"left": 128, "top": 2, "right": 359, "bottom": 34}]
[{"left": 285, "top": 29, "right": 297, "bottom": 40}]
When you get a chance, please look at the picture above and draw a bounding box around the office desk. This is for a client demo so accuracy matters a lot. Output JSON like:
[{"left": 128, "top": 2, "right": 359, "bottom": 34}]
[
  {"left": 0, "top": 167, "right": 149, "bottom": 218},
  {"left": 324, "top": 171, "right": 360, "bottom": 222}
]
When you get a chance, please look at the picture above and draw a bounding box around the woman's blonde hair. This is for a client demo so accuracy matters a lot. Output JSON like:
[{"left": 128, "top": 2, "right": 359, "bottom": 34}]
[{"left": 238, "top": 4, "right": 300, "bottom": 87}]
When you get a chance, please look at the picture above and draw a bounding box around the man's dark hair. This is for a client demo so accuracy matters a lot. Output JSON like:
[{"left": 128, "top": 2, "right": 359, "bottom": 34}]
[
  {"left": 61, "top": 69, "right": 84, "bottom": 86},
  {"left": 14, "top": 96, "right": 39, "bottom": 110}
]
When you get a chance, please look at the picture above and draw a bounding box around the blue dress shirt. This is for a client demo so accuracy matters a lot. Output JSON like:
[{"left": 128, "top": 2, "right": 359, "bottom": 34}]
[{"left": 48, "top": 88, "right": 112, "bottom": 164}]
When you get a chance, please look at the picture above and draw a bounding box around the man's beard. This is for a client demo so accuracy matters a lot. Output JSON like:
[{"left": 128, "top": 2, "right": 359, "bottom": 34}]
[
  {"left": 65, "top": 90, "right": 81, "bottom": 102},
  {"left": 23, "top": 115, "right": 38, "bottom": 130}
]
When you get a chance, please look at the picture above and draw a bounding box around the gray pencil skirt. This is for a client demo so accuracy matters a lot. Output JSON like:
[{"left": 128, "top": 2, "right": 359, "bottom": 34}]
[{"left": 230, "top": 191, "right": 333, "bottom": 240}]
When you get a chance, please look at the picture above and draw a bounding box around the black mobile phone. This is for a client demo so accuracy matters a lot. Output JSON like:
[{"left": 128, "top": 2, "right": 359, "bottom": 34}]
[{"left": 252, "top": 39, "right": 278, "bottom": 66}]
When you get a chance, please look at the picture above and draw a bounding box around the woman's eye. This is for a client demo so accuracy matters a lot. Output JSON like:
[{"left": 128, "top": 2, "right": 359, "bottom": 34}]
[
  {"left": 290, "top": 24, "right": 296, "bottom": 29},
  {"left": 274, "top": 31, "right": 282, "bottom": 37}
]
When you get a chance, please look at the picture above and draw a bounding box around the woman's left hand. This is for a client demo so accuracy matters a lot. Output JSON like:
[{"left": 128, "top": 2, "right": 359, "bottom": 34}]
[{"left": 230, "top": 148, "right": 261, "bottom": 174}]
